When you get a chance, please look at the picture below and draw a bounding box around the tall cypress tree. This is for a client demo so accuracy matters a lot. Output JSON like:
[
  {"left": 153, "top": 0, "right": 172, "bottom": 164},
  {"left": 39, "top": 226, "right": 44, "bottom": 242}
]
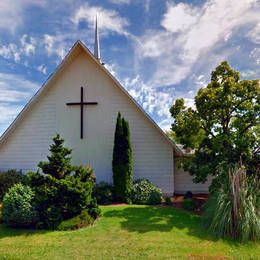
[
  {"left": 112, "top": 112, "right": 133, "bottom": 202},
  {"left": 112, "top": 112, "right": 124, "bottom": 201},
  {"left": 122, "top": 118, "right": 133, "bottom": 199}
]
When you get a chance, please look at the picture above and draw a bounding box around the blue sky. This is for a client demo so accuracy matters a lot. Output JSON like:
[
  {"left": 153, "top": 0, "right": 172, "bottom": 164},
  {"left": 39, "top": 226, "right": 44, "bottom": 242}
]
[{"left": 0, "top": 0, "right": 259, "bottom": 135}]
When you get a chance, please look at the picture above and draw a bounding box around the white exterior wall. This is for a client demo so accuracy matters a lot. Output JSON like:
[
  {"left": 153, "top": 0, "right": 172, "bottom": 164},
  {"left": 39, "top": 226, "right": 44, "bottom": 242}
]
[
  {"left": 174, "top": 159, "right": 210, "bottom": 194},
  {"left": 0, "top": 49, "right": 174, "bottom": 194}
]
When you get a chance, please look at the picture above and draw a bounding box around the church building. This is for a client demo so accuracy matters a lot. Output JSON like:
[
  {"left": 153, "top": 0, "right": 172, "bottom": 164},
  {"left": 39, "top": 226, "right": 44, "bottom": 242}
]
[{"left": 0, "top": 20, "right": 210, "bottom": 194}]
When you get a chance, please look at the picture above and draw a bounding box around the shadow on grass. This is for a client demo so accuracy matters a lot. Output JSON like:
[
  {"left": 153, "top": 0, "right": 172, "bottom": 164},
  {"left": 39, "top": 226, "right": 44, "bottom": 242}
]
[
  {"left": 0, "top": 224, "right": 49, "bottom": 239},
  {"left": 103, "top": 205, "right": 241, "bottom": 245}
]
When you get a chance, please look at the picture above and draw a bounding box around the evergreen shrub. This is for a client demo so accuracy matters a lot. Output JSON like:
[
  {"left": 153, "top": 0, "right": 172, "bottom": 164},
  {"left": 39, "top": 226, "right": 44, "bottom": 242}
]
[
  {"left": 28, "top": 134, "right": 100, "bottom": 229},
  {"left": 0, "top": 169, "right": 26, "bottom": 200},
  {"left": 93, "top": 182, "right": 114, "bottom": 205}
]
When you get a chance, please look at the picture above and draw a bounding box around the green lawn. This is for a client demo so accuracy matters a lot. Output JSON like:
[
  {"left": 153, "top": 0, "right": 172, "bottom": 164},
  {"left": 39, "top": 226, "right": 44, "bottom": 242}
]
[{"left": 0, "top": 205, "right": 259, "bottom": 259}]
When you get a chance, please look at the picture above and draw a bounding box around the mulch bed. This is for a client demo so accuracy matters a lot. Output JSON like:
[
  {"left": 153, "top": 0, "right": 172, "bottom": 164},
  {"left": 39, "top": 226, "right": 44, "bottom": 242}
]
[{"left": 171, "top": 194, "right": 209, "bottom": 214}]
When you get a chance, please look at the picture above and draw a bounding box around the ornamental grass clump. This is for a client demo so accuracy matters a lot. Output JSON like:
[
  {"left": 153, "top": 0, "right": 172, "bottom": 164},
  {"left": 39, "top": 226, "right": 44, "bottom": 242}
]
[{"left": 204, "top": 163, "right": 260, "bottom": 241}]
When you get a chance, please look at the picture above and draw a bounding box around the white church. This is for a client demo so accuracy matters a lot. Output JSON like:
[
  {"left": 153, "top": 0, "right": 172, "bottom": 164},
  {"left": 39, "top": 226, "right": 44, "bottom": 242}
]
[{"left": 0, "top": 20, "right": 210, "bottom": 195}]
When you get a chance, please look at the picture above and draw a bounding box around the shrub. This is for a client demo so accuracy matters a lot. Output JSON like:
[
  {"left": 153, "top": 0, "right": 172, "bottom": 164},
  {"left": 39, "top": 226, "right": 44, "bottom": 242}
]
[
  {"left": 184, "top": 191, "right": 193, "bottom": 199},
  {"left": 0, "top": 169, "right": 26, "bottom": 201},
  {"left": 112, "top": 112, "right": 133, "bottom": 202},
  {"left": 93, "top": 182, "right": 114, "bottom": 205},
  {"left": 203, "top": 163, "right": 260, "bottom": 241},
  {"left": 164, "top": 196, "right": 172, "bottom": 205},
  {"left": 87, "top": 198, "right": 102, "bottom": 219},
  {"left": 57, "top": 210, "right": 94, "bottom": 231},
  {"left": 28, "top": 134, "right": 100, "bottom": 229},
  {"left": 182, "top": 198, "right": 196, "bottom": 211},
  {"left": 2, "top": 183, "right": 37, "bottom": 227},
  {"left": 131, "top": 179, "right": 162, "bottom": 205},
  {"left": 0, "top": 204, "right": 2, "bottom": 224}
]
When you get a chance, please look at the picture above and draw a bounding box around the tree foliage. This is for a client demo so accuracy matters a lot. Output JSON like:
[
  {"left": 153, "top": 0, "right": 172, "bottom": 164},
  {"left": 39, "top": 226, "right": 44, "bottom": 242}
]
[
  {"left": 170, "top": 61, "right": 260, "bottom": 187},
  {"left": 112, "top": 112, "right": 133, "bottom": 202},
  {"left": 38, "top": 134, "right": 72, "bottom": 179}
]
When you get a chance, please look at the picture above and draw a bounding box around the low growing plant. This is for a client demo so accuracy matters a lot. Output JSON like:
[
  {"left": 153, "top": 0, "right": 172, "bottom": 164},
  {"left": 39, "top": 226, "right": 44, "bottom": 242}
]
[
  {"left": 131, "top": 179, "right": 162, "bottom": 205},
  {"left": 2, "top": 183, "right": 37, "bottom": 227},
  {"left": 164, "top": 197, "right": 172, "bottom": 205},
  {"left": 93, "top": 182, "right": 114, "bottom": 205},
  {"left": 203, "top": 163, "right": 260, "bottom": 241},
  {"left": 184, "top": 191, "right": 193, "bottom": 199},
  {"left": 182, "top": 198, "right": 196, "bottom": 211},
  {"left": 57, "top": 210, "right": 94, "bottom": 231}
]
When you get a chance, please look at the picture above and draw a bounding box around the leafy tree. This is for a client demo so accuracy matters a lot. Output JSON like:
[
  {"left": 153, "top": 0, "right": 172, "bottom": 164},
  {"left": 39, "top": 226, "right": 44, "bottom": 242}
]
[
  {"left": 170, "top": 61, "right": 259, "bottom": 188},
  {"left": 112, "top": 112, "right": 133, "bottom": 202}
]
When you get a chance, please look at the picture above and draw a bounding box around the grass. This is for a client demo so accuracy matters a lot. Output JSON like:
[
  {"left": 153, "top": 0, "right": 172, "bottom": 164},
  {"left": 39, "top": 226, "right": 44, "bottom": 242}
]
[{"left": 0, "top": 205, "right": 259, "bottom": 259}]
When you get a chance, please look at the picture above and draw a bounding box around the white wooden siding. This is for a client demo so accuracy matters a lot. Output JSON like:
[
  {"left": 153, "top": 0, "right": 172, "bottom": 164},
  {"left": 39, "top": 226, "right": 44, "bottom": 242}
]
[{"left": 174, "top": 159, "right": 210, "bottom": 193}]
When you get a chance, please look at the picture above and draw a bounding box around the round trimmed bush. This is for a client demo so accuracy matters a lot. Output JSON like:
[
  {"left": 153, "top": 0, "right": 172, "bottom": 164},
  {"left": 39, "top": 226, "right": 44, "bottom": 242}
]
[
  {"left": 131, "top": 179, "right": 162, "bottom": 205},
  {"left": 2, "top": 183, "right": 37, "bottom": 227}
]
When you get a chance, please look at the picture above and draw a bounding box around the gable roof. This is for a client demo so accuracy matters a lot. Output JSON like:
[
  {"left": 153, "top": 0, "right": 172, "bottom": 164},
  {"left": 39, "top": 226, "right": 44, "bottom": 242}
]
[{"left": 0, "top": 40, "right": 183, "bottom": 156}]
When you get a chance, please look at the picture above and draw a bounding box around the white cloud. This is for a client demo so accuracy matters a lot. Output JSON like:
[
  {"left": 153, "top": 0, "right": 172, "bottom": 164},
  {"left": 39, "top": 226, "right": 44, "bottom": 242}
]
[
  {"left": 104, "top": 63, "right": 117, "bottom": 77},
  {"left": 0, "top": 0, "right": 46, "bottom": 33},
  {"left": 0, "top": 34, "right": 37, "bottom": 64},
  {"left": 37, "top": 64, "right": 47, "bottom": 75},
  {"left": 21, "top": 34, "right": 36, "bottom": 56},
  {"left": 247, "top": 23, "right": 260, "bottom": 44},
  {"left": 0, "top": 104, "right": 24, "bottom": 125},
  {"left": 109, "top": 0, "right": 130, "bottom": 5},
  {"left": 241, "top": 69, "right": 258, "bottom": 77},
  {"left": 0, "top": 72, "right": 39, "bottom": 134},
  {"left": 71, "top": 3, "right": 129, "bottom": 35},
  {"left": 250, "top": 48, "right": 260, "bottom": 64},
  {"left": 161, "top": 3, "right": 199, "bottom": 33},
  {"left": 144, "top": 0, "right": 151, "bottom": 13},
  {"left": 135, "top": 0, "right": 260, "bottom": 87},
  {"left": 43, "top": 34, "right": 66, "bottom": 60},
  {"left": 123, "top": 75, "right": 173, "bottom": 122},
  {"left": 0, "top": 72, "right": 39, "bottom": 92},
  {"left": 0, "top": 44, "right": 21, "bottom": 62}
]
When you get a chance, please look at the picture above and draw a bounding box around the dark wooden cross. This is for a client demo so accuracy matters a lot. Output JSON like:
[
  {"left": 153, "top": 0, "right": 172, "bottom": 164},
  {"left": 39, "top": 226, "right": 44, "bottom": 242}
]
[{"left": 66, "top": 87, "right": 98, "bottom": 139}]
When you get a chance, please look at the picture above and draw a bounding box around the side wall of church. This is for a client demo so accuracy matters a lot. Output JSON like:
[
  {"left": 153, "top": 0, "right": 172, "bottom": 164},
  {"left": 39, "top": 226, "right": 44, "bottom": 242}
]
[
  {"left": 0, "top": 49, "right": 175, "bottom": 194},
  {"left": 174, "top": 159, "right": 211, "bottom": 194}
]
